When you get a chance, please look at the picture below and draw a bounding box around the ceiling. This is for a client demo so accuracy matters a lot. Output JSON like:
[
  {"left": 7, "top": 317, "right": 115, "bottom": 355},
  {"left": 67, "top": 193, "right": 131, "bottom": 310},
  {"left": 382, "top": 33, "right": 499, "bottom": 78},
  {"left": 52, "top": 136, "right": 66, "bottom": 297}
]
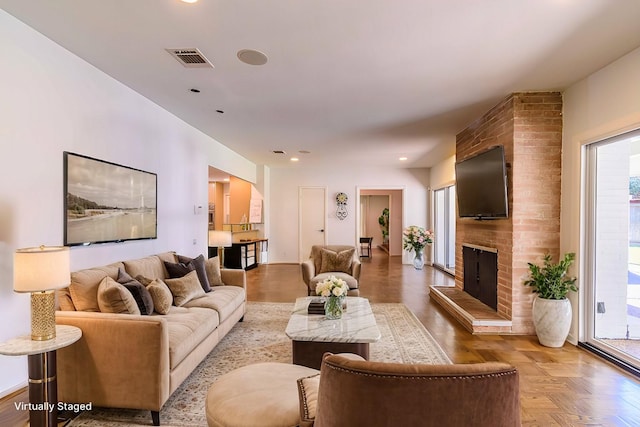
[{"left": 2, "top": 1, "right": 640, "bottom": 170}]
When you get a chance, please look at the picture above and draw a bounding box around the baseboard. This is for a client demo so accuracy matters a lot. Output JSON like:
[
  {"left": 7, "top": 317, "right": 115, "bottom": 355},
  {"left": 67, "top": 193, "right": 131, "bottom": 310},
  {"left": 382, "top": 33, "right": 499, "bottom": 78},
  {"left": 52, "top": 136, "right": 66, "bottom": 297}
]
[{"left": 0, "top": 381, "right": 27, "bottom": 400}]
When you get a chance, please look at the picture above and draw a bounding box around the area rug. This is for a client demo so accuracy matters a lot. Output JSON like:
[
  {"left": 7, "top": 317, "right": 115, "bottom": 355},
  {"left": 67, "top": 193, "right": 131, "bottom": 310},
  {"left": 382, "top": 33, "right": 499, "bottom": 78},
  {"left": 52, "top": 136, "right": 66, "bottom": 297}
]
[{"left": 68, "top": 302, "right": 450, "bottom": 426}]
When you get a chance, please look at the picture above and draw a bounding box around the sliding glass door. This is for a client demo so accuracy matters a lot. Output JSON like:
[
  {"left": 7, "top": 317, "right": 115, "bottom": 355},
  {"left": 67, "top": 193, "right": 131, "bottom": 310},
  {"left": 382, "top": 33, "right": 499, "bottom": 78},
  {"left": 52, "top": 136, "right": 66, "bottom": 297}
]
[
  {"left": 433, "top": 185, "right": 455, "bottom": 274},
  {"left": 584, "top": 129, "right": 640, "bottom": 371}
]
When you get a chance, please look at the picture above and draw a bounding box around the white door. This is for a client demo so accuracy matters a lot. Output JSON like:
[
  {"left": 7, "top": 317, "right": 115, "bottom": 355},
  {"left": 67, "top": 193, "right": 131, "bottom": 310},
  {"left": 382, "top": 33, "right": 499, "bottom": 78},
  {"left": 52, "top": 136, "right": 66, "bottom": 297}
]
[{"left": 299, "top": 187, "right": 327, "bottom": 262}]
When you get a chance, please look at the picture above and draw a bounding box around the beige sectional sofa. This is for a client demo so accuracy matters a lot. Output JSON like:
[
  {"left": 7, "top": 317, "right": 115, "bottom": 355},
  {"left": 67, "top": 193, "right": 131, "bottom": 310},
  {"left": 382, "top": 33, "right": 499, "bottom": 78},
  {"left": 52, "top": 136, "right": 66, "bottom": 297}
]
[{"left": 54, "top": 251, "right": 246, "bottom": 426}]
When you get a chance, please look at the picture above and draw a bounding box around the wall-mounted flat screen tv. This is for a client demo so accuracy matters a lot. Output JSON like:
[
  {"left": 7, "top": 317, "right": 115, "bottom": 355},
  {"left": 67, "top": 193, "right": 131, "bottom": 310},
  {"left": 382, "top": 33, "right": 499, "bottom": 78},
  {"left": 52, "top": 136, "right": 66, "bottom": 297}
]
[
  {"left": 64, "top": 152, "right": 157, "bottom": 246},
  {"left": 454, "top": 145, "right": 508, "bottom": 219}
]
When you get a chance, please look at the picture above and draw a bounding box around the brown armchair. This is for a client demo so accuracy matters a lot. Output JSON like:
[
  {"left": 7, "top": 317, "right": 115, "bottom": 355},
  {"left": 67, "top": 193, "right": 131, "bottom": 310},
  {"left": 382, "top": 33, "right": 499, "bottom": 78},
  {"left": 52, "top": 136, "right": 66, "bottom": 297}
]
[
  {"left": 301, "top": 245, "right": 361, "bottom": 296},
  {"left": 298, "top": 353, "right": 521, "bottom": 427}
]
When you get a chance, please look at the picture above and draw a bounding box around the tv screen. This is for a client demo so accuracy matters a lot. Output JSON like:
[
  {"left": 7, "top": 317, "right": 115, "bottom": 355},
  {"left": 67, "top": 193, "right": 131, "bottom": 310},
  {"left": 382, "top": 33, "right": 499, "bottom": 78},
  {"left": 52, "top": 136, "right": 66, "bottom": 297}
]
[
  {"left": 64, "top": 152, "right": 157, "bottom": 246},
  {"left": 454, "top": 146, "right": 508, "bottom": 219}
]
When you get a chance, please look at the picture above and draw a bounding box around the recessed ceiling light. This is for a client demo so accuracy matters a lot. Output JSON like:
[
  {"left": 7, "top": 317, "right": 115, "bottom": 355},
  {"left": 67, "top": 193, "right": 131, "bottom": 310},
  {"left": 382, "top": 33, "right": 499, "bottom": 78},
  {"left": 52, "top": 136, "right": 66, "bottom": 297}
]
[
  {"left": 181, "top": 0, "right": 198, "bottom": 3},
  {"left": 190, "top": 88, "right": 200, "bottom": 93},
  {"left": 399, "top": 157, "right": 408, "bottom": 161},
  {"left": 237, "top": 49, "right": 268, "bottom": 66},
  {"left": 290, "top": 157, "right": 299, "bottom": 162}
]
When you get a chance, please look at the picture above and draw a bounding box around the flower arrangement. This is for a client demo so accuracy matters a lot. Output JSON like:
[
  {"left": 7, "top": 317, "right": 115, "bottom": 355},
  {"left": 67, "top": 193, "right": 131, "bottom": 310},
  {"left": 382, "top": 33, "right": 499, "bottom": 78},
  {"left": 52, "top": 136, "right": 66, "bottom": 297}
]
[
  {"left": 315, "top": 275, "right": 349, "bottom": 298},
  {"left": 402, "top": 225, "right": 434, "bottom": 252}
]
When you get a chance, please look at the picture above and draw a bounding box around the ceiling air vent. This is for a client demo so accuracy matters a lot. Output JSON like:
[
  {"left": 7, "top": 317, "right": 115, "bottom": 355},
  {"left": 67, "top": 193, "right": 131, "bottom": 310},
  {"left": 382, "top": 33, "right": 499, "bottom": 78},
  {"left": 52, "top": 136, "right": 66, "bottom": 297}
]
[
  {"left": 166, "top": 48, "right": 214, "bottom": 68},
  {"left": 272, "top": 150, "right": 286, "bottom": 154}
]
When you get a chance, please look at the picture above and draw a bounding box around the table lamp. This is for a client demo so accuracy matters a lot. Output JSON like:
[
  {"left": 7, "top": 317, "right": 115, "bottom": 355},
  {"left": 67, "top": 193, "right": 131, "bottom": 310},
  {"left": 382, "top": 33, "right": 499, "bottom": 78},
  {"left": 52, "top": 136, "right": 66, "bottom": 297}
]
[
  {"left": 208, "top": 230, "right": 232, "bottom": 268},
  {"left": 14, "top": 246, "right": 70, "bottom": 341}
]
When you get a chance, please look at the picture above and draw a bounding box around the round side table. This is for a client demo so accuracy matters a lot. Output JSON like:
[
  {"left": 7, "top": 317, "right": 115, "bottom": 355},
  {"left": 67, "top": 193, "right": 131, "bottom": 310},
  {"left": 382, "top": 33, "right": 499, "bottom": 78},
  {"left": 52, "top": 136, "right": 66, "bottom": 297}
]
[{"left": 0, "top": 325, "right": 82, "bottom": 427}]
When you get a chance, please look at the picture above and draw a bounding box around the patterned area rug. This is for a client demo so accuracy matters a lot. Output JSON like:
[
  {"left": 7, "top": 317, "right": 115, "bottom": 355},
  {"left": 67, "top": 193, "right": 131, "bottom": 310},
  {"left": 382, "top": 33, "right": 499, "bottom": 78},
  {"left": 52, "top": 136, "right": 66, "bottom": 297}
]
[{"left": 68, "top": 302, "right": 450, "bottom": 427}]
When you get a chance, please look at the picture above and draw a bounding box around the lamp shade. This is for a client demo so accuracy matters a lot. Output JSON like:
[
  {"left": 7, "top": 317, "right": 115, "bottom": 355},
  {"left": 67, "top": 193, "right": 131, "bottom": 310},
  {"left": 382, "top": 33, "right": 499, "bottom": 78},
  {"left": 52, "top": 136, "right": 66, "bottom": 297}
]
[
  {"left": 208, "top": 230, "right": 232, "bottom": 247},
  {"left": 14, "top": 246, "right": 70, "bottom": 292}
]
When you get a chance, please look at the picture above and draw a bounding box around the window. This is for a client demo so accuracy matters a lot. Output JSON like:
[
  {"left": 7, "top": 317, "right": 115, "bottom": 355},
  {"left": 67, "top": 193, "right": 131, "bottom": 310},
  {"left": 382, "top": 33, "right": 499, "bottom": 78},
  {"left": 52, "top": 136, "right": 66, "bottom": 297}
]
[{"left": 433, "top": 185, "right": 456, "bottom": 274}]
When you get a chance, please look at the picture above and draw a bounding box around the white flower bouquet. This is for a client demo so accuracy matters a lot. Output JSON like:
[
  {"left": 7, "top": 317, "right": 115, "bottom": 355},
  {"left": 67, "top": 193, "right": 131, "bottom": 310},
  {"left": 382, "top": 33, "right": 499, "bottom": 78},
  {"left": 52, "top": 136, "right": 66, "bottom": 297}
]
[{"left": 315, "top": 275, "right": 349, "bottom": 297}]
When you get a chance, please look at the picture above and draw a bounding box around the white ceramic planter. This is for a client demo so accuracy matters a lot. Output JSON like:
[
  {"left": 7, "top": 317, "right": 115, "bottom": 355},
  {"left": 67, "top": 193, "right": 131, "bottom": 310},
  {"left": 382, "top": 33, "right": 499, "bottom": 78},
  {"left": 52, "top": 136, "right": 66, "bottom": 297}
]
[{"left": 532, "top": 296, "right": 572, "bottom": 348}]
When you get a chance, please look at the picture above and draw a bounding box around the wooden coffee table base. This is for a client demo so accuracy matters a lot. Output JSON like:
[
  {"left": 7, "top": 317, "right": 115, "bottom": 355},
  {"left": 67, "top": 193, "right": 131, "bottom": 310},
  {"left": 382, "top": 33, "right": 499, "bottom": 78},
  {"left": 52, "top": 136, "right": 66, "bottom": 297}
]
[{"left": 292, "top": 341, "right": 369, "bottom": 369}]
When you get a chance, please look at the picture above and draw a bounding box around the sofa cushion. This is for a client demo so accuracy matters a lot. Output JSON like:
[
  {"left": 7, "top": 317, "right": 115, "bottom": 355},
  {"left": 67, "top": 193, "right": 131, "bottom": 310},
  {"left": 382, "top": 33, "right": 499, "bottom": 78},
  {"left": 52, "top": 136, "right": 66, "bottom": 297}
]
[
  {"left": 164, "top": 270, "right": 206, "bottom": 306},
  {"left": 124, "top": 255, "right": 168, "bottom": 281},
  {"left": 176, "top": 254, "right": 212, "bottom": 292},
  {"left": 117, "top": 269, "right": 154, "bottom": 315},
  {"left": 163, "top": 306, "right": 220, "bottom": 369},
  {"left": 319, "top": 248, "right": 355, "bottom": 274},
  {"left": 182, "top": 285, "right": 245, "bottom": 322},
  {"left": 146, "top": 279, "right": 173, "bottom": 315},
  {"left": 204, "top": 256, "right": 225, "bottom": 287},
  {"left": 97, "top": 276, "right": 141, "bottom": 315},
  {"left": 69, "top": 263, "right": 124, "bottom": 312}
]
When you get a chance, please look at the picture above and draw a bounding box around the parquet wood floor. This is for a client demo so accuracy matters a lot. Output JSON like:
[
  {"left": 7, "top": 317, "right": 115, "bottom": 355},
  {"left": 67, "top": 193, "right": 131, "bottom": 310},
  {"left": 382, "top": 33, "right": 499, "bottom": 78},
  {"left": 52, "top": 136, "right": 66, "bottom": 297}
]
[
  {"left": 248, "top": 249, "right": 640, "bottom": 426},
  {"left": 2, "top": 248, "right": 639, "bottom": 426}
]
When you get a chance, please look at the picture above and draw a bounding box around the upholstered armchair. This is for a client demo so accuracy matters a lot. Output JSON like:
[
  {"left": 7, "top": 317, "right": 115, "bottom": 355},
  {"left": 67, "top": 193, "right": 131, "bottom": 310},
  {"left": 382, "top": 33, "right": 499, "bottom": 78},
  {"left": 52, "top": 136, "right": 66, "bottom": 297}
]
[
  {"left": 297, "top": 353, "right": 521, "bottom": 427},
  {"left": 301, "top": 245, "right": 361, "bottom": 296}
]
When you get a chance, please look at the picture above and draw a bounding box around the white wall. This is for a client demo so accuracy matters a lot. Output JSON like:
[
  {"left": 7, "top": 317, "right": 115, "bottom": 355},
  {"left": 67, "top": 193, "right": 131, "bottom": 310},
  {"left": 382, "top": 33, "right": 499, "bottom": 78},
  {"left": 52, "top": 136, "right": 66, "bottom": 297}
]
[
  {"left": 0, "top": 10, "right": 255, "bottom": 397},
  {"left": 430, "top": 154, "right": 456, "bottom": 191},
  {"left": 562, "top": 46, "right": 640, "bottom": 343},
  {"left": 269, "top": 166, "right": 429, "bottom": 263}
]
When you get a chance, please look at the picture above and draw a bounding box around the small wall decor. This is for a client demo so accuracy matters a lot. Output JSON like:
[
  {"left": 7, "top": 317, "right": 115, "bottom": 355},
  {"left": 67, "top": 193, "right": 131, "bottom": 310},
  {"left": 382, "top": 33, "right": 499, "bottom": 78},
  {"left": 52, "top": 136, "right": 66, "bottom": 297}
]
[{"left": 335, "top": 192, "right": 348, "bottom": 220}]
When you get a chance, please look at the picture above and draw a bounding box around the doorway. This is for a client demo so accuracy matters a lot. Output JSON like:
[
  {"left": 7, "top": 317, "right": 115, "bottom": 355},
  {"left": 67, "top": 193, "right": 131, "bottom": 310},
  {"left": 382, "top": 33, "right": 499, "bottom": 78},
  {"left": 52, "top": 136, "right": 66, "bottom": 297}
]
[
  {"left": 358, "top": 188, "right": 404, "bottom": 256},
  {"left": 583, "top": 128, "right": 640, "bottom": 373},
  {"left": 299, "top": 187, "right": 327, "bottom": 262}
]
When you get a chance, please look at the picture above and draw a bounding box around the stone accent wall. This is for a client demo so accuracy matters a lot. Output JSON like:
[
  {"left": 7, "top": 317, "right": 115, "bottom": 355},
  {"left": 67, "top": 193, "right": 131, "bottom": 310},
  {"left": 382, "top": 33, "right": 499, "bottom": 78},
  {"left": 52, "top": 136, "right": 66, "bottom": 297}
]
[{"left": 455, "top": 92, "right": 563, "bottom": 334}]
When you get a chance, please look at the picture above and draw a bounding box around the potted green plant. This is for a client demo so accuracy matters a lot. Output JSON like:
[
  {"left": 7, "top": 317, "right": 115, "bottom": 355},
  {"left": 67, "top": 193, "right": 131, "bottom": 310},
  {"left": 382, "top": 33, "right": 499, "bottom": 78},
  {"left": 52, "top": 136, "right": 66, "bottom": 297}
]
[
  {"left": 378, "top": 208, "right": 389, "bottom": 244},
  {"left": 524, "top": 253, "right": 577, "bottom": 347}
]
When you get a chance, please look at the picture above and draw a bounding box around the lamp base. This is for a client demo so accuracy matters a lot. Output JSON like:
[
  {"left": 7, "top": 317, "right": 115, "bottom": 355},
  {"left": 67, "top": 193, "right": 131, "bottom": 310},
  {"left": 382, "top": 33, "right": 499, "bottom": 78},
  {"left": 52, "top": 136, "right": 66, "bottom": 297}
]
[
  {"left": 218, "top": 246, "right": 225, "bottom": 268},
  {"left": 31, "top": 291, "right": 56, "bottom": 341}
]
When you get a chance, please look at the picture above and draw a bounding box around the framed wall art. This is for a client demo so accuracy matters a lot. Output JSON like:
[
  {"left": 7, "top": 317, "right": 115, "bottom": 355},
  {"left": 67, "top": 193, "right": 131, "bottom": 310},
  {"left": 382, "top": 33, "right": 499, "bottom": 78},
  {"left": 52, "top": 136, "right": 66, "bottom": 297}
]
[{"left": 63, "top": 151, "right": 157, "bottom": 246}]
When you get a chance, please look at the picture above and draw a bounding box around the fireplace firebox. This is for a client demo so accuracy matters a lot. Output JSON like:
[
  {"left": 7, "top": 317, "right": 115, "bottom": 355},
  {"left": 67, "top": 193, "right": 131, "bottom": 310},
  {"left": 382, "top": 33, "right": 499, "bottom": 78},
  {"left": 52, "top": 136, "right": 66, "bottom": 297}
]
[{"left": 462, "top": 244, "right": 498, "bottom": 310}]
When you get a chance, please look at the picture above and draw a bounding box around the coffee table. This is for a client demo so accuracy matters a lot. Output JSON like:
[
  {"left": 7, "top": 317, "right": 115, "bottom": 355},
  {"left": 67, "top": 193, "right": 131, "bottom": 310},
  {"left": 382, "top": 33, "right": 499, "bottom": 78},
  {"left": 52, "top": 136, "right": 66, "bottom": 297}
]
[{"left": 285, "top": 296, "right": 381, "bottom": 369}]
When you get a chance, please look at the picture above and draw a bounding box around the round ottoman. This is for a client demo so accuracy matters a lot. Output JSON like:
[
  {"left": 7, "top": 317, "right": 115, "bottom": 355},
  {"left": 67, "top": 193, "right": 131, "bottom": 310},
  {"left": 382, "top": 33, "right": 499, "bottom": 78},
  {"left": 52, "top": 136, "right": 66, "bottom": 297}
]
[{"left": 206, "top": 362, "right": 320, "bottom": 427}]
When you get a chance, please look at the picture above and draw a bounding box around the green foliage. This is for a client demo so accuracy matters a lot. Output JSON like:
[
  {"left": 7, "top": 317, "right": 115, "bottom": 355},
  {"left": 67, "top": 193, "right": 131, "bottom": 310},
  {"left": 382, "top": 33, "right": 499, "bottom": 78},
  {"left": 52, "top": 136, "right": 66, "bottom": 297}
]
[
  {"left": 378, "top": 208, "right": 389, "bottom": 240},
  {"left": 524, "top": 253, "right": 578, "bottom": 300}
]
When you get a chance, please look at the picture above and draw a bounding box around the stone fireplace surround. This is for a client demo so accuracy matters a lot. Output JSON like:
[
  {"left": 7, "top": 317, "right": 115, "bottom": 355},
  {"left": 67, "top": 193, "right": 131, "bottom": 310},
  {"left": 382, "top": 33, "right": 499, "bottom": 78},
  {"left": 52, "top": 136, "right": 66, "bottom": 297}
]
[{"left": 431, "top": 92, "right": 563, "bottom": 335}]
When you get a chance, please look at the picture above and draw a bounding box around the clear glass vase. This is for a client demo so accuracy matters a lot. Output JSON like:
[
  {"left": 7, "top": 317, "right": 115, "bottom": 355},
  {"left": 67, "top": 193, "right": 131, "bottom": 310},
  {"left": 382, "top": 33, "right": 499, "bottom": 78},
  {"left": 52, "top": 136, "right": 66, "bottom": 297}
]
[
  {"left": 325, "top": 296, "right": 344, "bottom": 319},
  {"left": 413, "top": 249, "right": 424, "bottom": 270}
]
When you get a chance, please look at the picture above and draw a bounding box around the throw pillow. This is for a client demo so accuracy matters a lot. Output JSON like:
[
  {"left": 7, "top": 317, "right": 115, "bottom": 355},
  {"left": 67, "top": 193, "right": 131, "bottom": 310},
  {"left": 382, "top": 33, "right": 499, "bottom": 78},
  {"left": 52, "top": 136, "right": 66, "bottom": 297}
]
[
  {"left": 164, "top": 260, "right": 195, "bottom": 278},
  {"left": 135, "top": 275, "right": 153, "bottom": 287},
  {"left": 117, "top": 268, "right": 154, "bottom": 315},
  {"left": 176, "top": 254, "right": 212, "bottom": 292},
  {"left": 97, "top": 276, "right": 141, "bottom": 315},
  {"left": 164, "top": 270, "right": 206, "bottom": 306},
  {"left": 204, "top": 256, "right": 225, "bottom": 287},
  {"left": 297, "top": 373, "right": 321, "bottom": 426},
  {"left": 146, "top": 279, "right": 173, "bottom": 315},
  {"left": 319, "top": 248, "right": 355, "bottom": 274}
]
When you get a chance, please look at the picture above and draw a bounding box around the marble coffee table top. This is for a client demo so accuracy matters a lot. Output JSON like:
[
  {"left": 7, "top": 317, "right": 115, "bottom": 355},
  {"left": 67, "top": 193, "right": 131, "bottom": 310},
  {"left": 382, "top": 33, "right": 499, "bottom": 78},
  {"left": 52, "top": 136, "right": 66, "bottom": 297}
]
[{"left": 285, "top": 296, "right": 381, "bottom": 343}]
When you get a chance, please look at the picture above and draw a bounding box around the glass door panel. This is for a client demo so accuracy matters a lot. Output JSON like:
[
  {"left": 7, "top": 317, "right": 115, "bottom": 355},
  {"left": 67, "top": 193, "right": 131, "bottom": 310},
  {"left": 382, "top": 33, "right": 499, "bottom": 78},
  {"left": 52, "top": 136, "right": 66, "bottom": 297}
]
[
  {"left": 586, "top": 130, "right": 640, "bottom": 369},
  {"left": 433, "top": 185, "right": 455, "bottom": 274}
]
